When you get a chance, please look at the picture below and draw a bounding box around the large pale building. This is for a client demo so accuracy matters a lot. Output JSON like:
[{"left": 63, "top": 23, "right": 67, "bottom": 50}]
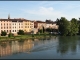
[
  {"left": 0, "top": 15, "right": 12, "bottom": 34},
  {"left": 11, "top": 19, "right": 23, "bottom": 35},
  {"left": 0, "top": 15, "right": 34, "bottom": 35}
]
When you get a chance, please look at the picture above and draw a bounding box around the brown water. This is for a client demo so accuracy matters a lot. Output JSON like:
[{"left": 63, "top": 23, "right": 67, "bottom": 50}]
[{"left": 0, "top": 36, "right": 80, "bottom": 59}]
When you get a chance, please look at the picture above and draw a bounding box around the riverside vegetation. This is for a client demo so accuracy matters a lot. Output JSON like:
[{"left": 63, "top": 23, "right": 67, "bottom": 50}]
[
  {"left": 56, "top": 17, "right": 80, "bottom": 36},
  {"left": 0, "top": 29, "right": 55, "bottom": 42}
]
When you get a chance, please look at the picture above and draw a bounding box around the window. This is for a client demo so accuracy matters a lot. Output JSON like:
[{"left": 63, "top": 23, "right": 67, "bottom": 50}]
[
  {"left": 13, "top": 27, "right": 14, "bottom": 28},
  {"left": 15, "top": 30, "right": 16, "bottom": 32},
  {"left": 13, "top": 30, "right": 14, "bottom": 32},
  {"left": 19, "top": 23, "right": 20, "bottom": 25},
  {"left": 15, "top": 27, "right": 16, "bottom": 28},
  {"left": 7, "top": 23, "right": 8, "bottom": 25},
  {"left": 1, "top": 23, "right": 2, "bottom": 25},
  {"left": 10, "top": 30, "right": 11, "bottom": 32},
  {"left": 7, "top": 30, "right": 8, "bottom": 32},
  {"left": 7, "top": 27, "right": 8, "bottom": 29},
  {"left": 4, "top": 23, "right": 5, "bottom": 25},
  {"left": 4, "top": 27, "right": 5, "bottom": 29}
]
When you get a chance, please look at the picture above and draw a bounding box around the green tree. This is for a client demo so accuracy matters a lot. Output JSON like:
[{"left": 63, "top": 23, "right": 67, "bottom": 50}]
[
  {"left": 8, "top": 33, "right": 14, "bottom": 37},
  {"left": 17, "top": 30, "right": 24, "bottom": 35},
  {"left": 58, "top": 17, "right": 70, "bottom": 36},
  {"left": 38, "top": 29, "right": 43, "bottom": 33},
  {"left": 1, "top": 31, "right": 7, "bottom": 36},
  {"left": 69, "top": 18, "right": 79, "bottom": 36},
  {"left": 77, "top": 18, "right": 80, "bottom": 35}
]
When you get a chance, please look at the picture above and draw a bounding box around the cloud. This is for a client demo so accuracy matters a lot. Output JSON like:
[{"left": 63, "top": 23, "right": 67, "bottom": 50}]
[{"left": 22, "top": 6, "right": 67, "bottom": 21}]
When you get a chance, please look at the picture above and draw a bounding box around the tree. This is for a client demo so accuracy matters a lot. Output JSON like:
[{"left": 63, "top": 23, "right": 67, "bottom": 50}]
[
  {"left": 43, "top": 26, "right": 45, "bottom": 33},
  {"left": 69, "top": 18, "right": 79, "bottom": 36},
  {"left": 58, "top": 17, "right": 70, "bottom": 36},
  {"left": 38, "top": 29, "right": 43, "bottom": 33},
  {"left": 1, "top": 31, "right": 7, "bottom": 36},
  {"left": 17, "top": 30, "right": 24, "bottom": 35},
  {"left": 46, "top": 28, "right": 51, "bottom": 32},
  {"left": 77, "top": 18, "right": 80, "bottom": 35},
  {"left": 8, "top": 33, "right": 14, "bottom": 37}
]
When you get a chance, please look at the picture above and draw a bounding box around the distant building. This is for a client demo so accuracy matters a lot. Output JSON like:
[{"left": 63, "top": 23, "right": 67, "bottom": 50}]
[
  {"left": 45, "top": 19, "right": 59, "bottom": 29},
  {"left": 23, "top": 20, "right": 34, "bottom": 33},
  {"left": 0, "top": 15, "right": 12, "bottom": 34},
  {"left": 0, "top": 15, "right": 59, "bottom": 35}
]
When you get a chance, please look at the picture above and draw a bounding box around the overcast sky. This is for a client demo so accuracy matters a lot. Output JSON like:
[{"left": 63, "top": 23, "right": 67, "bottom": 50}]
[{"left": 0, "top": 1, "right": 80, "bottom": 21}]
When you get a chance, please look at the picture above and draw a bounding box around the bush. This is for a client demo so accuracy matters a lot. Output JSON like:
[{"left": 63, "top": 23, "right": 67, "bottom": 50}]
[
  {"left": 1, "top": 31, "right": 7, "bottom": 36},
  {"left": 17, "top": 30, "right": 24, "bottom": 35},
  {"left": 8, "top": 33, "right": 14, "bottom": 37}
]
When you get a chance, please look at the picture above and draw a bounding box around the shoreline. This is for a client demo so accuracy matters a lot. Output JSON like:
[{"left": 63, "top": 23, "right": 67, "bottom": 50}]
[{"left": 0, "top": 34, "right": 56, "bottom": 42}]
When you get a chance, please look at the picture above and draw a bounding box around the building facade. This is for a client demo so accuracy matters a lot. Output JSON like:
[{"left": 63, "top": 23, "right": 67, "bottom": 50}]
[
  {"left": 0, "top": 15, "right": 59, "bottom": 35},
  {"left": 23, "top": 20, "right": 34, "bottom": 33},
  {"left": 0, "top": 19, "right": 11, "bottom": 34},
  {"left": 11, "top": 19, "right": 23, "bottom": 35}
]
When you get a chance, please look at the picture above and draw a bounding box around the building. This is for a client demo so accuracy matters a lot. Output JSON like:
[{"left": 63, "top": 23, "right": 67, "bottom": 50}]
[
  {"left": 34, "top": 21, "right": 46, "bottom": 29},
  {"left": 46, "top": 20, "right": 59, "bottom": 29},
  {"left": 0, "top": 15, "right": 12, "bottom": 34},
  {"left": 0, "top": 15, "right": 34, "bottom": 35},
  {"left": 11, "top": 19, "right": 23, "bottom": 35},
  {"left": 0, "top": 15, "right": 59, "bottom": 35},
  {"left": 23, "top": 20, "right": 34, "bottom": 33}
]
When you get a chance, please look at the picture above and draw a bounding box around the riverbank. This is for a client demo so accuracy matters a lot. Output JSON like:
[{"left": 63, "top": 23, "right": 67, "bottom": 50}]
[{"left": 0, "top": 34, "right": 56, "bottom": 42}]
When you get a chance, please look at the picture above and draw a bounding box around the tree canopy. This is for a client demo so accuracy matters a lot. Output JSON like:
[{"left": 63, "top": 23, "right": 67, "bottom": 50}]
[{"left": 56, "top": 17, "right": 79, "bottom": 36}]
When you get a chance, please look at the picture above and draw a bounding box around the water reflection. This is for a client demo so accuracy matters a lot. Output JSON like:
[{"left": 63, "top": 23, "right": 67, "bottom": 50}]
[
  {"left": 0, "top": 36, "right": 58, "bottom": 57},
  {"left": 0, "top": 36, "right": 80, "bottom": 58},
  {"left": 0, "top": 39, "right": 34, "bottom": 57},
  {"left": 57, "top": 36, "right": 78, "bottom": 55}
]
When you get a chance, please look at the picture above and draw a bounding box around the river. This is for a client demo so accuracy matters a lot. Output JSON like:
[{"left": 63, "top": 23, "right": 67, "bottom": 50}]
[{"left": 0, "top": 36, "right": 80, "bottom": 59}]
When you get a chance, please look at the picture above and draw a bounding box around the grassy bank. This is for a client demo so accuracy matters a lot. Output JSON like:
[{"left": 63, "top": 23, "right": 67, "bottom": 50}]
[{"left": 0, "top": 34, "right": 56, "bottom": 42}]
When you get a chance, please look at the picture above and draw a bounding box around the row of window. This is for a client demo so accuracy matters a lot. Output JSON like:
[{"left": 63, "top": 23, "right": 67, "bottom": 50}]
[
  {"left": 1, "top": 30, "right": 11, "bottom": 32},
  {"left": 25, "top": 23, "right": 33, "bottom": 25},
  {"left": 0, "top": 25, "right": 33, "bottom": 29},
  {"left": 13, "top": 23, "right": 23, "bottom": 25},
  {"left": 1, "top": 30, "right": 19, "bottom": 32},
  {"left": 1, "top": 23, "right": 11, "bottom": 25},
  {"left": 25, "top": 26, "right": 33, "bottom": 28},
  {"left": 1, "top": 27, "right": 11, "bottom": 29},
  {"left": 13, "top": 30, "right": 18, "bottom": 32},
  {"left": 13, "top": 26, "right": 23, "bottom": 28}
]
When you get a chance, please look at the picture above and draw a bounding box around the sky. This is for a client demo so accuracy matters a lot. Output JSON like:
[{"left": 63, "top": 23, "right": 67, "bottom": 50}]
[{"left": 0, "top": 1, "right": 80, "bottom": 21}]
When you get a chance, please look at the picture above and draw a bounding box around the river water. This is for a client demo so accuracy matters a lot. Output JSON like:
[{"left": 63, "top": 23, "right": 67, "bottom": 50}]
[{"left": 0, "top": 36, "right": 80, "bottom": 59}]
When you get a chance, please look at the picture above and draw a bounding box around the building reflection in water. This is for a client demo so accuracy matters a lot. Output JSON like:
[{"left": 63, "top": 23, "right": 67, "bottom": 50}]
[
  {"left": 0, "top": 39, "right": 34, "bottom": 57},
  {"left": 0, "top": 37, "right": 58, "bottom": 57}
]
